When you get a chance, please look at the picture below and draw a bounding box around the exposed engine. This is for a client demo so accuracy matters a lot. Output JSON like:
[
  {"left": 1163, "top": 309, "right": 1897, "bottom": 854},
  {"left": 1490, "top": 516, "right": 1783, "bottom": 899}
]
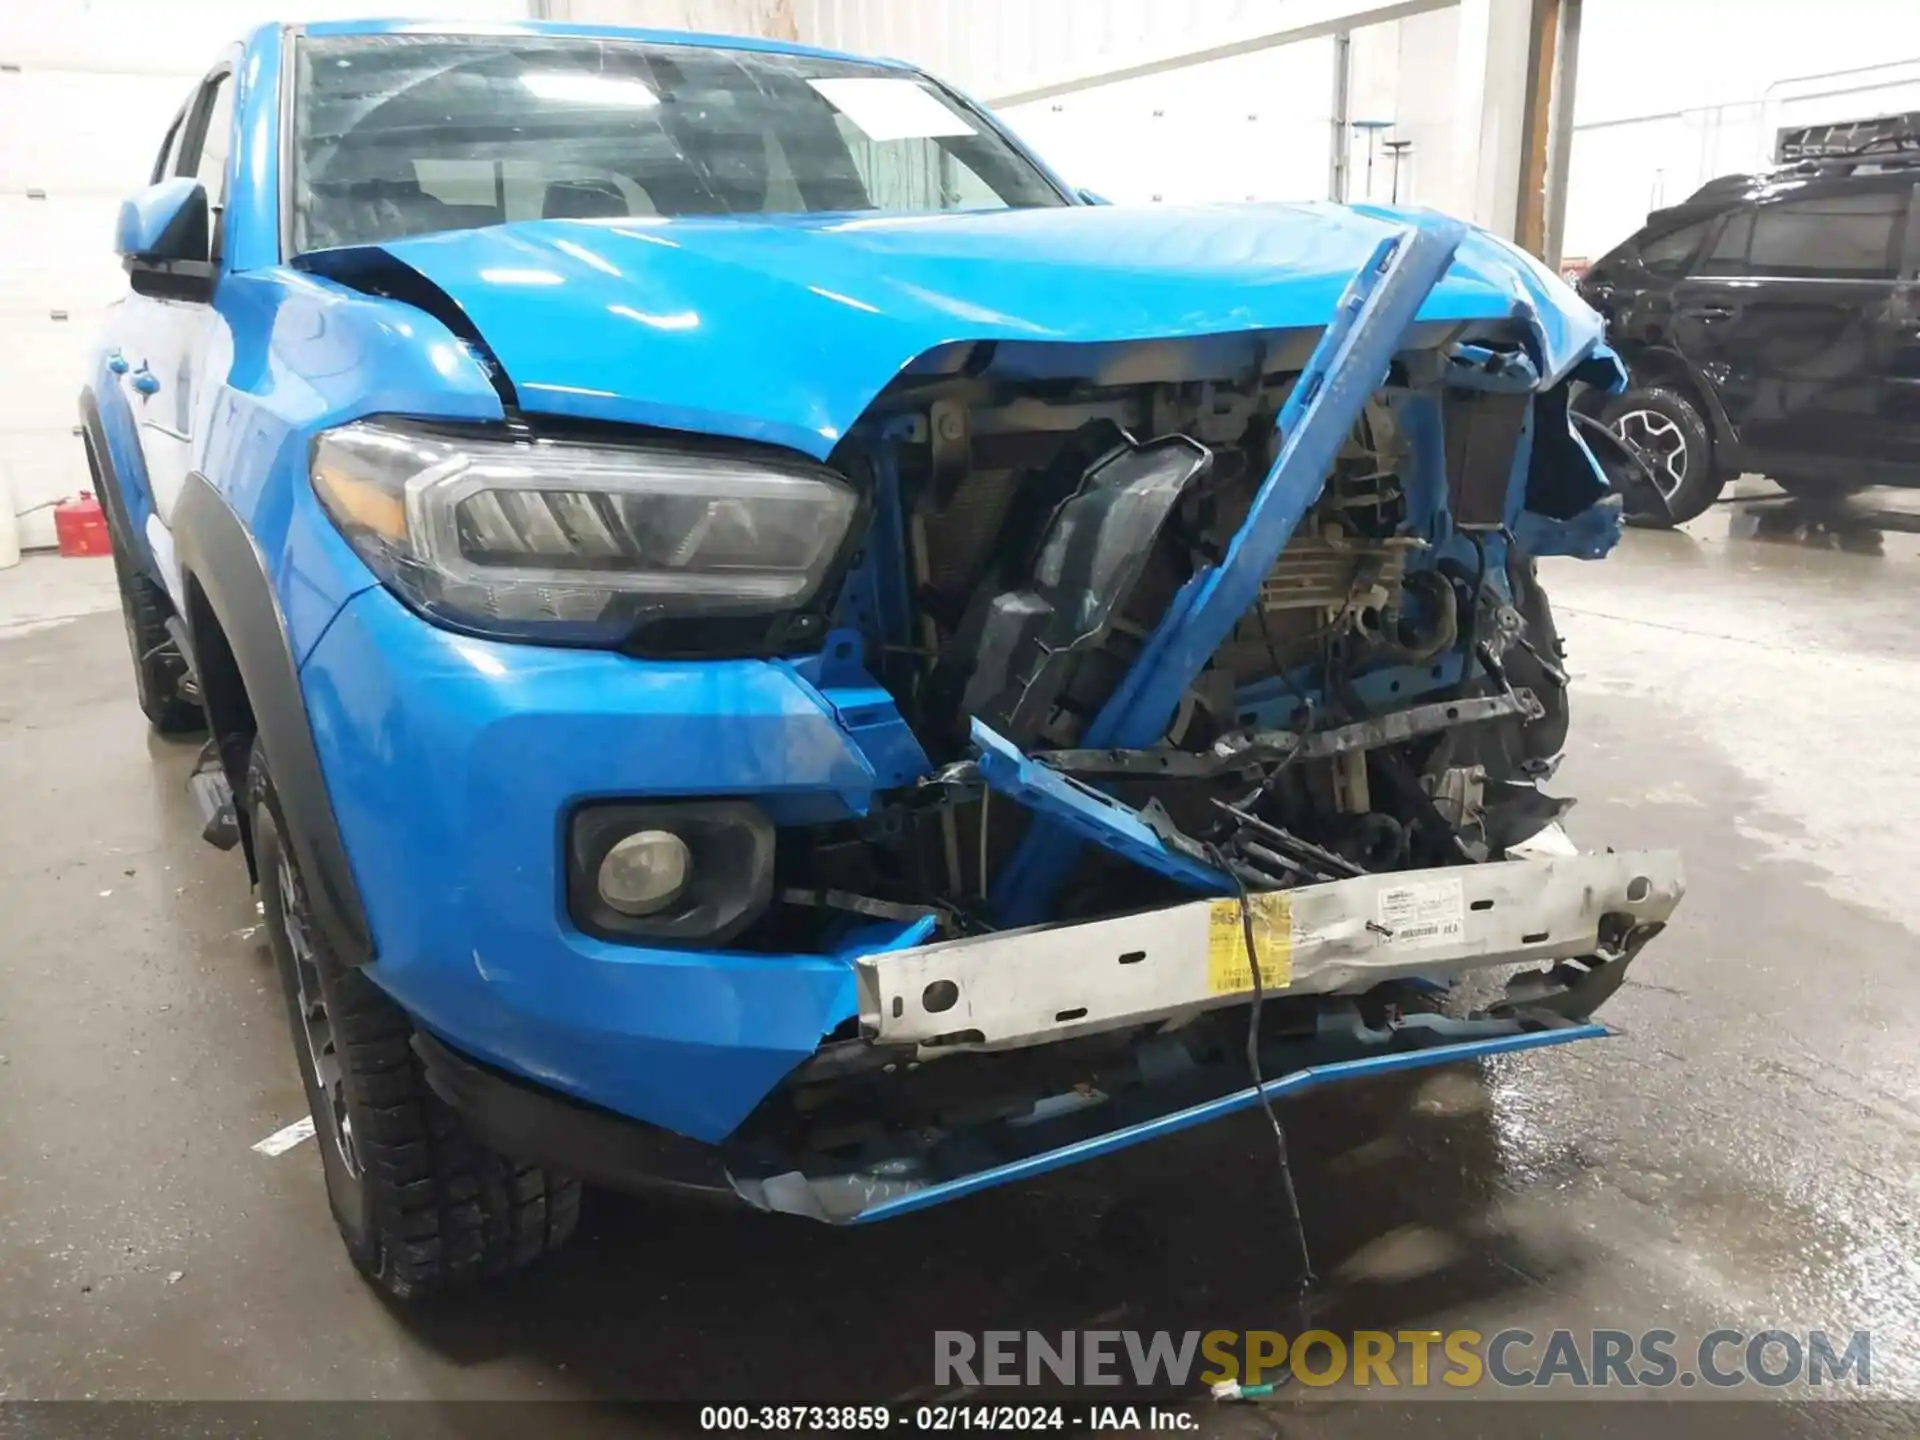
[{"left": 769, "top": 334, "right": 1597, "bottom": 945}]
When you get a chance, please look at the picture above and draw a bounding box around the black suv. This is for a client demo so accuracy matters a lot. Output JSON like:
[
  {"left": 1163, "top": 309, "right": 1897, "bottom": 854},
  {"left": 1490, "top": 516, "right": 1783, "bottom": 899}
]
[{"left": 1577, "top": 112, "right": 1920, "bottom": 524}]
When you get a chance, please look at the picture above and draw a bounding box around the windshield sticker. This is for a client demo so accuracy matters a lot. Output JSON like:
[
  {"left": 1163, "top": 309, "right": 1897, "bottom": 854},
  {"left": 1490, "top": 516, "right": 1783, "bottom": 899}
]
[{"left": 808, "top": 77, "right": 977, "bottom": 142}]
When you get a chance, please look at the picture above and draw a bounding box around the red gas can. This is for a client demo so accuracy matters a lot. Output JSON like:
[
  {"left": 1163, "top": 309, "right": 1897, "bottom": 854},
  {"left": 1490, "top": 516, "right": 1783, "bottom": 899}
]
[{"left": 54, "top": 493, "right": 112, "bottom": 558}]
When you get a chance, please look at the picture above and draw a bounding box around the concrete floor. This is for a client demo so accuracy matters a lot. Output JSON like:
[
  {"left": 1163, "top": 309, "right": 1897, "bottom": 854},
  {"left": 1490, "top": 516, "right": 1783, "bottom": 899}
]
[{"left": 3, "top": 483, "right": 1919, "bottom": 1431}]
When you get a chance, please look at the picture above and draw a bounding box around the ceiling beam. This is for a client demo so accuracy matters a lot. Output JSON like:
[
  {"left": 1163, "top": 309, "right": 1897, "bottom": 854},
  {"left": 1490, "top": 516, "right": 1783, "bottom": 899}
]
[{"left": 986, "top": 0, "right": 1459, "bottom": 109}]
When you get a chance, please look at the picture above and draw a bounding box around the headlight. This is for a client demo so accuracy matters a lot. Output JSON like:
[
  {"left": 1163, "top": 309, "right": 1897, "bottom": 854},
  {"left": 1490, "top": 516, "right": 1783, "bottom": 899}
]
[{"left": 310, "top": 420, "right": 859, "bottom": 645}]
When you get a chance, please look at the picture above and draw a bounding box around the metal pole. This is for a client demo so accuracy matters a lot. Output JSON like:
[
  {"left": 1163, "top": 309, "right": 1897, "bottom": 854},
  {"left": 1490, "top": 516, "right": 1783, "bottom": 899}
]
[
  {"left": 1385, "top": 140, "right": 1413, "bottom": 203},
  {"left": 1516, "top": 0, "right": 1562, "bottom": 254},
  {"left": 1542, "top": 0, "right": 1583, "bottom": 267},
  {"left": 1329, "top": 30, "right": 1353, "bottom": 201}
]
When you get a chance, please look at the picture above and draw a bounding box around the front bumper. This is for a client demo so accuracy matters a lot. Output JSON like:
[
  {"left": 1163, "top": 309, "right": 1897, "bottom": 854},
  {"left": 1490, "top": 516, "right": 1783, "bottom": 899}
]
[
  {"left": 859, "top": 849, "right": 1682, "bottom": 1052},
  {"left": 419, "top": 1015, "right": 1616, "bottom": 1224},
  {"left": 411, "top": 847, "right": 1682, "bottom": 1224}
]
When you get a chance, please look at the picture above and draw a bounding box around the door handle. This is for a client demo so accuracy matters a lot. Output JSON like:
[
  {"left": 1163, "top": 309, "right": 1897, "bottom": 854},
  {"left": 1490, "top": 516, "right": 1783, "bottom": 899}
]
[
  {"left": 130, "top": 363, "right": 160, "bottom": 397},
  {"left": 105, "top": 350, "right": 129, "bottom": 375},
  {"left": 1685, "top": 304, "right": 1737, "bottom": 322}
]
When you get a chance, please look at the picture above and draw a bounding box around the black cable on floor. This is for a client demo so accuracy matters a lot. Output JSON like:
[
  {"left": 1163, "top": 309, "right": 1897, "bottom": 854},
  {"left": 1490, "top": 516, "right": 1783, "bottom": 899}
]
[{"left": 1208, "top": 845, "right": 1317, "bottom": 1361}]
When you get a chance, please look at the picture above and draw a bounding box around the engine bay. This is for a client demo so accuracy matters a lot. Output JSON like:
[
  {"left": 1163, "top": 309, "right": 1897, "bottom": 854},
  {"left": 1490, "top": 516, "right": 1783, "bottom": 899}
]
[{"left": 764, "top": 317, "right": 1634, "bottom": 949}]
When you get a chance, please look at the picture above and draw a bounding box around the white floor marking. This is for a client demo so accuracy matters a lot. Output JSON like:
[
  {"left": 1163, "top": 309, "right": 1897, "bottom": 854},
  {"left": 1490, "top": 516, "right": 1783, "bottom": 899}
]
[{"left": 252, "top": 1115, "right": 316, "bottom": 1156}]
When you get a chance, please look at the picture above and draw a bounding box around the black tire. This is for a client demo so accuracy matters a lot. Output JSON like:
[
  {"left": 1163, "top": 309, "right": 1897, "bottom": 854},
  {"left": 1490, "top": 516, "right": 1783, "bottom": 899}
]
[
  {"left": 249, "top": 745, "right": 580, "bottom": 1298},
  {"left": 106, "top": 531, "right": 202, "bottom": 735},
  {"left": 1604, "top": 386, "right": 1721, "bottom": 526}
]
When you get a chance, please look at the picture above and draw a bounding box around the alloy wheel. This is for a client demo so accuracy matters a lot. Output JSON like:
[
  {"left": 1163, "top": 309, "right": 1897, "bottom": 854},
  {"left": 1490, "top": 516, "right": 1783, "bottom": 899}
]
[
  {"left": 277, "top": 848, "right": 361, "bottom": 1178},
  {"left": 1611, "top": 409, "right": 1689, "bottom": 499}
]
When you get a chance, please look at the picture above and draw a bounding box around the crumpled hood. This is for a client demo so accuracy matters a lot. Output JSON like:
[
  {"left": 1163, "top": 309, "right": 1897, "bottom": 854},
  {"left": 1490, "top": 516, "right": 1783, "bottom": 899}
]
[{"left": 358, "top": 202, "right": 1603, "bottom": 459}]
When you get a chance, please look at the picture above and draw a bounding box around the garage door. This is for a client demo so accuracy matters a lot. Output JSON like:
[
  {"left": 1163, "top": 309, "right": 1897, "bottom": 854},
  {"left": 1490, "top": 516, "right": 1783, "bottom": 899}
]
[
  {"left": 0, "top": 61, "right": 195, "bottom": 549},
  {"left": 0, "top": 0, "right": 535, "bottom": 551}
]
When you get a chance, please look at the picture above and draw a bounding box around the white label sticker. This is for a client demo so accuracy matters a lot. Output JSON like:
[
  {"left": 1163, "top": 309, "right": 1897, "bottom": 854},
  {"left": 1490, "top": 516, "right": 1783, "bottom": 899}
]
[
  {"left": 1376, "top": 876, "right": 1465, "bottom": 949},
  {"left": 808, "top": 77, "right": 978, "bottom": 142}
]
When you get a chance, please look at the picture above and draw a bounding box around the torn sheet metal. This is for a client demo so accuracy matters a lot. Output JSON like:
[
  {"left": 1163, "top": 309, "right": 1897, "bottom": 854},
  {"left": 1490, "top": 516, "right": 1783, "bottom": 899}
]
[
  {"left": 970, "top": 717, "right": 1232, "bottom": 893},
  {"left": 1035, "top": 690, "right": 1545, "bottom": 781},
  {"left": 992, "top": 218, "right": 1468, "bottom": 925},
  {"left": 1084, "top": 219, "right": 1469, "bottom": 752}
]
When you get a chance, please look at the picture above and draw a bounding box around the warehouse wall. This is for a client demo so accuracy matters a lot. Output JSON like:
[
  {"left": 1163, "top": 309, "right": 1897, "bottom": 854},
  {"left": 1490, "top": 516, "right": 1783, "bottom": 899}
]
[
  {"left": 0, "top": 0, "right": 528, "bottom": 549},
  {"left": 1343, "top": 8, "right": 1461, "bottom": 211},
  {"left": 995, "top": 40, "right": 1338, "bottom": 206},
  {"left": 27, "top": 0, "right": 1879, "bottom": 548},
  {"left": 558, "top": 0, "right": 1487, "bottom": 216},
  {"left": 1563, "top": 0, "right": 1920, "bottom": 262},
  {"left": 547, "top": 0, "right": 1296, "bottom": 98}
]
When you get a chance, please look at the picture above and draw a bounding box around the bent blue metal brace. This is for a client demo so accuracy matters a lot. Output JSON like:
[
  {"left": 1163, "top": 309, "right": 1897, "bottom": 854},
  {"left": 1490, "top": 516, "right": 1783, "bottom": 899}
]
[
  {"left": 992, "top": 217, "right": 1470, "bottom": 926},
  {"left": 839, "top": 1022, "right": 1607, "bottom": 1223}
]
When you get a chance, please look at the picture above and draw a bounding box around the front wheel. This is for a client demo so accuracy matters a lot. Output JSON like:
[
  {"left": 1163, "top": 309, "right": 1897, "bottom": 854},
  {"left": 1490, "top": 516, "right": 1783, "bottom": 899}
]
[
  {"left": 1605, "top": 386, "right": 1722, "bottom": 526},
  {"left": 249, "top": 745, "right": 580, "bottom": 1298}
]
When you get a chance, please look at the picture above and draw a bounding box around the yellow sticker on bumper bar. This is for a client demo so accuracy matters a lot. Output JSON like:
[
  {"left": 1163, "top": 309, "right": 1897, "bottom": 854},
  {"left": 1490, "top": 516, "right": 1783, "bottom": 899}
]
[{"left": 1206, "top": 892, "right": 1293, "bottom": 995}]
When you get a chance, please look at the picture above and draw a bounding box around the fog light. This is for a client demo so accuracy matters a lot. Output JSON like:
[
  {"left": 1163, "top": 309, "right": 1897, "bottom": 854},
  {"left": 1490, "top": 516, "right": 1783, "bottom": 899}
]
[{"left": 596, "top": 830, "right": 691, "bottom": 916}]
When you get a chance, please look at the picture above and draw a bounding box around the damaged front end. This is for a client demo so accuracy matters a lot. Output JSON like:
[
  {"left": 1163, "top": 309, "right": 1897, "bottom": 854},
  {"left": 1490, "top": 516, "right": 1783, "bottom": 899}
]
[
  {"left": 629, "top": 219, "right": 1684, "bottom": 1221},
  {"left": 329, "top": 208, "right": 1684, "bottom": 1223}
]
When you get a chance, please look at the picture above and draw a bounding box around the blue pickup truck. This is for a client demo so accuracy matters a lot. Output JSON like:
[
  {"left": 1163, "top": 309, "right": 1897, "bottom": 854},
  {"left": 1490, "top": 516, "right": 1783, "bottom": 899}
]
[{"left": 85, "top": 18, "right": 1682, "bottom": 1297}]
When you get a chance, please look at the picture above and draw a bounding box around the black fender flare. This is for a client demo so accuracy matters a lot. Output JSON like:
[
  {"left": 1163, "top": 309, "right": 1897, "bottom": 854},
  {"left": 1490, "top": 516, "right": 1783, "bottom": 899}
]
[
  {"left": 169, "top": 469, "right": 377, "bottom": 968},
  {"left": 1607, "top": 342, "right": 1738, "bottom": 451},
  {"left": 78, "top": 388, "right": 142, "bottom": 562}
]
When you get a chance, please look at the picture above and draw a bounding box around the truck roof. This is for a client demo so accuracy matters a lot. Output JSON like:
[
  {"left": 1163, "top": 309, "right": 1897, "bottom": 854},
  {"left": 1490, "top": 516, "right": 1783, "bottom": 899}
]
[{"left": 284, "top": 16, "right": 911, "bottom": 72}]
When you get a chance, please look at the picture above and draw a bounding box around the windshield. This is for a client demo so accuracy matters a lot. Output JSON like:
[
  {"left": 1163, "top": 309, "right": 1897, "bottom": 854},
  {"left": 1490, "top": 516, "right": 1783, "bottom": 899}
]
[{"left": 290, "top": 33, "right": 1065, "bottom": 253}]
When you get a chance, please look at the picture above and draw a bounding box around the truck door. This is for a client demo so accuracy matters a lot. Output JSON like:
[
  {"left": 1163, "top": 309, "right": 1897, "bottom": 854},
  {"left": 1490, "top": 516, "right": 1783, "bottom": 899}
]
[
  {"left": 1884, "top": 181, "right": 1920, "bottom": 477},
  {"left": 123, "top": 60, "right": 233, "bottom": 592}
]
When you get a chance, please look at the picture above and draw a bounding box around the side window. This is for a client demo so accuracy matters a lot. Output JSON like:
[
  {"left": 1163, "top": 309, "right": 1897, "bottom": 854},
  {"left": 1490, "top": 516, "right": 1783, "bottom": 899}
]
[
  {"left": 1906, "top": 184, "right": 1920, "bottom": 278},
  {"left": 1636, "top": 219, "right": 1711, "bottom": 276},
  {"left": 1697, "top": 209, "right": 1755, "bottom": 277},
  {"left": 1746, "top": 191, "right": 1904, "bottom": 280},
  {"left": 191, "top": 76, "right": 236, "bottom": 207},
  {"left": 178, "top": 70, "right": 236, "bottom": 254},
  {"left": 151, "top": 112, "right": 186, "bottom": 184}
]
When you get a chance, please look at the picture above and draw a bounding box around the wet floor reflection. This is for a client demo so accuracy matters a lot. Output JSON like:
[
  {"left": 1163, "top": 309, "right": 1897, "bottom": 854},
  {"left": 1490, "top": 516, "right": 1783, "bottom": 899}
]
[
  {"left": 384, "top": 1062, "right": 1590, "bottom": 1402},
  {"left": 1703, "top": 482, "right": 1920, "bottom": 559}
]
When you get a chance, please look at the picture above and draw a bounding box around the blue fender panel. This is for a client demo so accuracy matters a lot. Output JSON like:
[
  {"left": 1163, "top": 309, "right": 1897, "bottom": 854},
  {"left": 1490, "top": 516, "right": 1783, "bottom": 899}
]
[
  {"left": 196, "top": 269, "right": 508, "bottom": 663},
  {"left": 298, "top": 583, "right": 881, "bottom": 1141}
]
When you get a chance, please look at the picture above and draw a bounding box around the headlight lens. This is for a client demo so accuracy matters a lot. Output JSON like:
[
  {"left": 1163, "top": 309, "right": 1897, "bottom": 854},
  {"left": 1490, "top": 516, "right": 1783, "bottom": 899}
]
[{"left": 310, "top": 420, "right": 859, "bottom": 644}]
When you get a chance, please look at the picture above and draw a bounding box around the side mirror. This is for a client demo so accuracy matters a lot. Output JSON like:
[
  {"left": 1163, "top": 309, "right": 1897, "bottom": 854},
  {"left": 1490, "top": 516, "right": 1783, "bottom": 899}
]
[{"left": 114, "top": 178, "right": 216, "bottom": 302}]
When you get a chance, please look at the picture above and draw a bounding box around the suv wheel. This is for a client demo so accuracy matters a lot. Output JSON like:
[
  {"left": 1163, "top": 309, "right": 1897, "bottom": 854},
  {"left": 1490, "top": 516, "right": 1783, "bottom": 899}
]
[
  {"left": 248, "top": 744, "right": 581, "bottom": 1297},
  {"left": 1605, "top": 386, "right": 1721, "bottom": 526},
  {"left": 106, "top": 526, "right": 203, "bottom": 735}
]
